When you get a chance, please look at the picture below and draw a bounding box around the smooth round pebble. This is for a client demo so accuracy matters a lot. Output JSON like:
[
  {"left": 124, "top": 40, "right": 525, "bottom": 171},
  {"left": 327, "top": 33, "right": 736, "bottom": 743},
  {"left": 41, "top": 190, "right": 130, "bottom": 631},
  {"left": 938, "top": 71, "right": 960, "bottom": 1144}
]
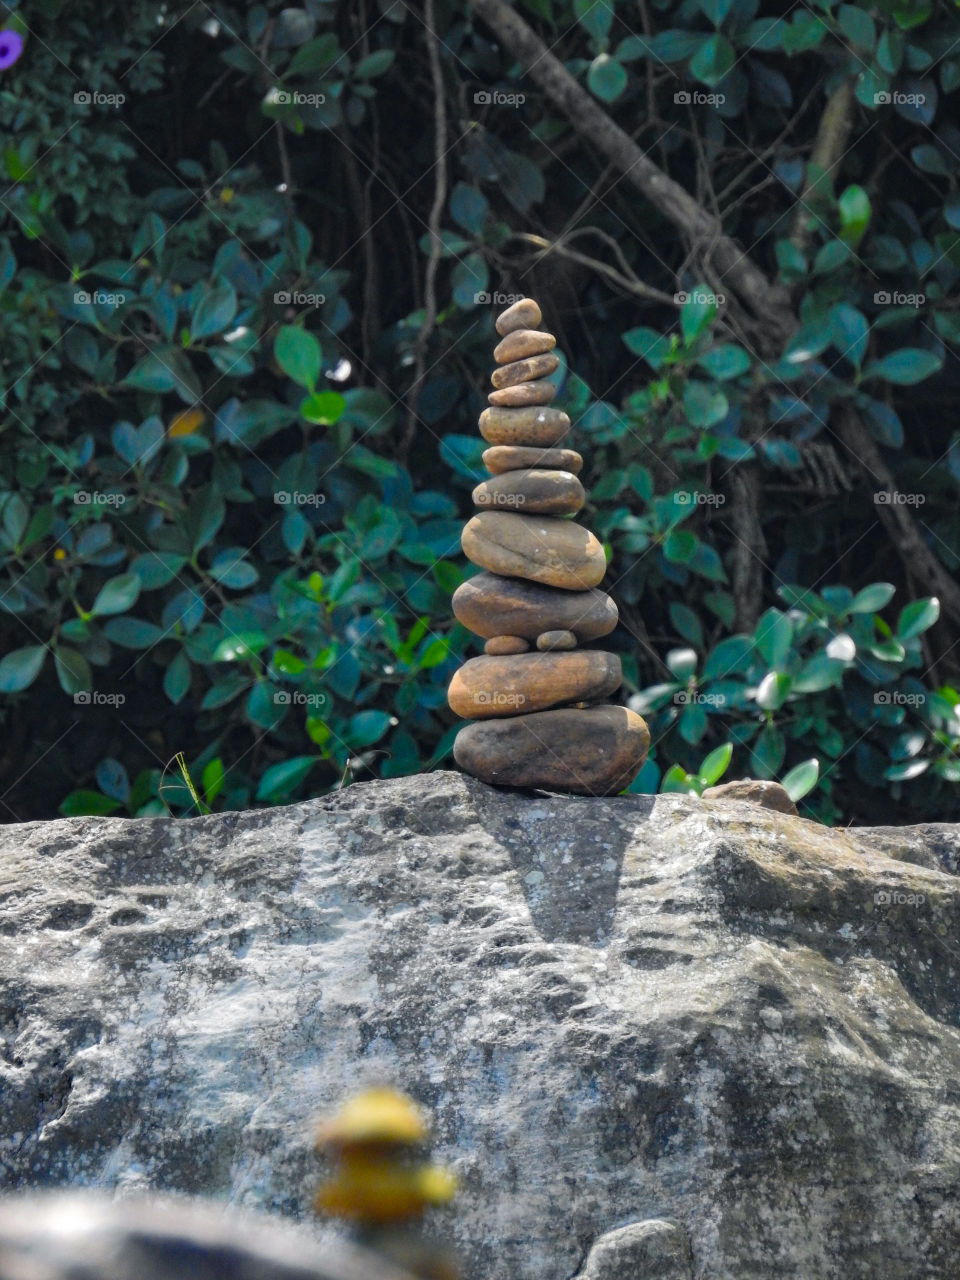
[
  {"left": 494, "top": 329, "right": 556, "bottom": 364},
  {"left": 453, "top": 572, "right": 618, "bottom": 641},
  {"left": 453, "top": 705, "right": 651, "bottom": 795},
  {"left": 495, "top": 298, "right": 542, "bottom": 336},
  {"left": 479, "top": 406, "right": 570, "bottom": 447},
  {"left": 490, "top": 353, "right": 560, "bottom": 390},
  {"left": 447, "top": 652, "right": 621, "bottom": 719},
  {"left": 483, "top": 445, "right": 583, "bottom": 475},
  {"left": 536, "top": 630, "right": 577, "bottom": 651},
  {"left": 472, "top": 469, "right": 585, "bottom": 516},
  {"left": 462, "top": 511, "right": 607, "bottom": 590},
  {"left": 484, "top": 635, "right": 530, "bottom": 656},
  {"left": 488, "top": 381, "right": 557, "bottom": 408}
]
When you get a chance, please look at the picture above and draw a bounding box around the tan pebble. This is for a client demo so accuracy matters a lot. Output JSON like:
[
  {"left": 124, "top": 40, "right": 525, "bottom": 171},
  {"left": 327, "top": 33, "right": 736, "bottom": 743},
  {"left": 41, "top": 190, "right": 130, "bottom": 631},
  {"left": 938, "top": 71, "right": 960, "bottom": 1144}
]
[
  {"left": 491, "top": 353, "right": 560, "bottom": 391},
  {"left": 483, "top": 446, "right": 583, "bottom": 475},
  {"left": 495, "top": 298, "right": 542, "bottom": 336},
  {"left": 447, "top": 652, "right": 621, "bottom": 719},
  {"left": 536, "top": 630, "right": 577, "bottom": 651},
  {"left": 494, "top": 330, "right": 556, "bottom": 364},
  {"left": 488, "top": 381, "right": 557, "bottom": 408},
  {"left": 484, "top": 635, "right": 530, "bottom": 655},
  {"left": 454, "top": 705, "right": 651, "bottom": 795},
  {"left": 462, "top": 511, "right": 607, "bottom": 590},
  {"left": 453, "top": 572, "right": 618, "bottom": 641},
  {"left": 478, "top": 406, "right": 570, "bottom": 447}
]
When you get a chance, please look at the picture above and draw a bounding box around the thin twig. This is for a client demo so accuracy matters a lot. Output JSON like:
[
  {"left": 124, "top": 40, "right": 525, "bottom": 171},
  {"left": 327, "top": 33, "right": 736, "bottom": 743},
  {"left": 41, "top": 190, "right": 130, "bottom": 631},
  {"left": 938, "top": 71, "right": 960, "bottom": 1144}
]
[{"left": 402, "top": 0, "right": 448, "bottom": 460}]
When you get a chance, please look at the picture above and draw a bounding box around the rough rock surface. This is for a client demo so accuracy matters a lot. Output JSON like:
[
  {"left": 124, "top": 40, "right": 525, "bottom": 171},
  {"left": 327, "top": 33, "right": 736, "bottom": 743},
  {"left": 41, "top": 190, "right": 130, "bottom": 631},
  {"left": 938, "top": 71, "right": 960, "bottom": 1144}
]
[{"left": 1, "top": 771, "right": 959, "bottom": 1280}]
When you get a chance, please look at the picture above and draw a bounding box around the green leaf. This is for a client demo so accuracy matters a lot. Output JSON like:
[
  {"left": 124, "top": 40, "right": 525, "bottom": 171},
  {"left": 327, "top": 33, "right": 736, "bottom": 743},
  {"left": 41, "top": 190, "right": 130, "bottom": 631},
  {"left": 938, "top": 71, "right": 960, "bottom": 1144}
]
[
  {"left": 698, "top": 741, "right": 733, "bottom": 786},
  {"left": 346, "top": 709, "right": 393, "bottom": 748},
  {"left": 0, "top": 645, "right": 46, "bottom": 693},
  {"left": 897, "top": 596, "right": 939, "bottom": 639},
  {"left": 862, "top": 349, "right": 943, "bottom": 385},
  {"left": 683, "top": 380, "right": 728, "bottom": 428},
  {"left": 681, "top": 284, "right": 718, "bottom": 343},
  {"left": 587, "top": 54, "right": 628, "bottom": 103},
  {"left": 575, "top": 0, "right": 613, "bottom": 39},
  {"left": 755, "top": 607, "right": 794, "bottom": 668},
  {"left": 669, "top": 601, "right": 704, "bottom": 648},
  {"left": 287, "top": 32, "right": 340, "bottom": 74},
  {"left": 813, "top": 239, "right": 853, "bottom": 275},
  {"left": 164, "top": 651, "right": 191, "bottom": 705},
  {"left": 102, "top": 617, "right": 164, "bottom": 649},
  {"left": 59, "top": 789, "right": 123, "bottom": 817},
  {"left": 838, "top": 184, "right": 871, "bottom": 246},
  {"left": 837, "top": 4, "right": 874, "bottom": 50},
  {"left": 55, "top": 647, "right": 92, "bottom": 695},
  {"left": 274, "top": 325, "right": 321, "bottom": 390},
  {"left": 695, "top": 344, "right": 750, "bottom": 379},
  {"left": 689, "top": 33, "right": 735, "bottom": 88},
  {"left": 255, "top": 755, "right": 317, "bottom": 802},
  {"left": 354, "top": 49, "right": 395, "bottom": 78},
  {"left": 202, "top": 757, "right": 225, "bottom": 804},
  {"left": 121, "top": 353, "right": 176, "bottom": 392},
  {"left": 91, "top": 573, "right": 142, "bottom": 618},
  {"left": 849, "top": 582, "right": 896, "bottom": 614},
  {"left": 751, "top": 723, "right": 786, "bottom": 778},
  {"left": 301, "top": 390, "right": 345, "bottom": 424},
  {"left": 781, "top": 757, "right": 820, "bottom": 802},
  {"left": 830, "top": 303, "right": 869, "bottom": 366},
  {"left": 623, "top": 326, "right": 672, "bottom": 369},
  {"left": 190, "top": 282, "right": 237, "bottom": 340}
]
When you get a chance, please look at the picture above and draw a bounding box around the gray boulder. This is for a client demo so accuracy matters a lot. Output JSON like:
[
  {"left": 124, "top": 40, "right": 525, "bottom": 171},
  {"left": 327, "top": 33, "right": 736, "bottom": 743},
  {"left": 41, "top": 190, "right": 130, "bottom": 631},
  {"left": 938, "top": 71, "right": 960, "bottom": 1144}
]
[{"left": 1, "top": 770, "right": 959, "bottom": 1279}]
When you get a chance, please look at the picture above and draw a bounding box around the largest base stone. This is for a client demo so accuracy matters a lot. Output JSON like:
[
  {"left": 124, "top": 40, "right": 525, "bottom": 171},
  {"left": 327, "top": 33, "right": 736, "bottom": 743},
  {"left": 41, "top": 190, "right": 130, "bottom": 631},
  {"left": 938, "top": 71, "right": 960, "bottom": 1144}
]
[{"left": 453, "top": 704, "right": 650, "bottom": 796}]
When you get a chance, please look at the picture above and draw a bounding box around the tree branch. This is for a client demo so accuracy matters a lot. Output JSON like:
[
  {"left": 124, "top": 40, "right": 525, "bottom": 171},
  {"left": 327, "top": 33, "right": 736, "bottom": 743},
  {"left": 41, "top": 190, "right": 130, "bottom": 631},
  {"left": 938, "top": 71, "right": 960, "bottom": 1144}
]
[
  {"left": 466, "top": 0, "right": 795, "bottom": 345},
  {"left": 403, "top": 0, "right": 447, "bottom": 459},
  {"left": 836, "top": 409, "right": 960, "bottom": 629}
]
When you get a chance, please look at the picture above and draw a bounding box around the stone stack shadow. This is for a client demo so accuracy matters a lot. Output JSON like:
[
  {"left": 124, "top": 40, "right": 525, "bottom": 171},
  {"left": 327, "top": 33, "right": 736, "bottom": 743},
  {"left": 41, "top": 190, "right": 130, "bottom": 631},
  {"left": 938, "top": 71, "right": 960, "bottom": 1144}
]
[{"left": 449, "top": 297, "right": 650, "bottom": 795}]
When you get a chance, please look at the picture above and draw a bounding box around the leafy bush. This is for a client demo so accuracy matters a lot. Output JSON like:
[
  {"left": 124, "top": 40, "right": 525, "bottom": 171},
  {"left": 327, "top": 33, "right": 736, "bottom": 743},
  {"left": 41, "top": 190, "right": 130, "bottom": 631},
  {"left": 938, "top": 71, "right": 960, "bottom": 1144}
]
[{"left": 1, "top": 0, "right": 959, "bottom": 824}]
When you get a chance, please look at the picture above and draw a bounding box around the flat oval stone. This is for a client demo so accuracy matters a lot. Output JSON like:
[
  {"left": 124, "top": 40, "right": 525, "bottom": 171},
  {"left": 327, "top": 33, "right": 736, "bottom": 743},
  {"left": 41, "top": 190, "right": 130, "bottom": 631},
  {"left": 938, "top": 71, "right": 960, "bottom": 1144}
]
[
  {"left": 447, "top": 652, "right": 621, "bottom": 719},
  {"left": 496, "top": 298, "right": 541, "bottom": 335},
  {"left": 537, "top": 630, "right": 577, "bottom": 651},
  {"left": 453, "top": 705, "right": 651, "bottom": 795},
  {"left": 494, "top": 329, "right": 556, "bottom": 364},
  {"left": 479, "top": 406, "right": 570, "bottom": 447},
  {"left": 484, "top": 635, "right": 529, "bottom": 655},
  {"left": 488, "top": 381, "right": 557, "bottom": 408},
  {"left": 472, "top": 469, "right": 585, "bottom": 516},
  {"left": 453, "top": 572, "right": 618, "bottom": 641},
  {"left": 490, "top": 353, "right": 560, "bottom": 390},
  {"left": 483, "top": 445, "right": 583, "bottom": 475},
  {"left": 462, "top": 512, "right": 607, "bottom": 590}
]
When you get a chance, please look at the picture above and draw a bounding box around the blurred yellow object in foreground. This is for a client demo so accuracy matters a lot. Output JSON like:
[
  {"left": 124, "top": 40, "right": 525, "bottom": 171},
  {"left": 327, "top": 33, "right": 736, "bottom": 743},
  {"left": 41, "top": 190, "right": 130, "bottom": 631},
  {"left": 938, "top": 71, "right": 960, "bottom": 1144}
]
[
  {"left": 313, "top": 1088, "right": 457, "bottom": 1224},
  {"left": 314, "top": 1151, "right": 457, "bottom": 1223},
  {"left": 315, "top": 1087, "right": 428, "bottom": 1151}
]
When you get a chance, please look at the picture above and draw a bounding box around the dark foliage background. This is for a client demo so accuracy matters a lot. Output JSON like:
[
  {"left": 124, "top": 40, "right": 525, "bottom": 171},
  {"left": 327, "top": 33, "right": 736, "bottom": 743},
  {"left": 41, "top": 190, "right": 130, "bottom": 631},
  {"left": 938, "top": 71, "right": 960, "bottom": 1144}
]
[{"left": 1, "top": 0, "right": 958, "bottom": 824}]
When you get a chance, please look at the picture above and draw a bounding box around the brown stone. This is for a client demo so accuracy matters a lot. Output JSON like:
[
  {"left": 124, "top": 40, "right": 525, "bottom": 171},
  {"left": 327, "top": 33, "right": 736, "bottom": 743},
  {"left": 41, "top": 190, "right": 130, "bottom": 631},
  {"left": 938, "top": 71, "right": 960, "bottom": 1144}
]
[
  {"left": 494, "top": 329, "right": 556, "bottom": 364},
  {"left": 495, "top": 297, "right": 541, "bottom": 336},
  {"left": 447, "top": 652, "right": 621, "bottom": 719},
  {"left": 537, "top": 630, "right": 577, "bottom": 651},
  {"left": 472, "top": 469, "right": 585, "bottom": 516},
  {"left": 483, "top": 445, "right": 583, "bottom": 475},
  {"left": 488, "top": 381, "right": 557, "bottom": 408},
  {"left": 453, "top": 705, "right": 650, "bottom": 795},
  {"left": 702, "top": 779, "right": 799, "bottom": 815},
  {"left": 462, "top": 512, "right": 607, "bottom": 590},
  {"left": 479, "top": 406, "right": 570, "bottom": 447},
  {"left": 484, "top": 635, "right": 529, "bottom": 655},
  {"left": 490, "top": 353, "right": 560, "bottom": 390},
  {"left": 453, "top": 572, "right": 618, "bottom": 642}
]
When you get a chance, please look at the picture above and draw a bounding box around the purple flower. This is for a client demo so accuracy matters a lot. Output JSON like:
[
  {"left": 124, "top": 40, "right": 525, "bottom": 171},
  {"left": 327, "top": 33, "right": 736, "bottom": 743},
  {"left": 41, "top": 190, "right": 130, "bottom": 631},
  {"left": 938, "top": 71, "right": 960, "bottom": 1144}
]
[{"left": 0, "top": 30, "right": 23, "bottom": 70}]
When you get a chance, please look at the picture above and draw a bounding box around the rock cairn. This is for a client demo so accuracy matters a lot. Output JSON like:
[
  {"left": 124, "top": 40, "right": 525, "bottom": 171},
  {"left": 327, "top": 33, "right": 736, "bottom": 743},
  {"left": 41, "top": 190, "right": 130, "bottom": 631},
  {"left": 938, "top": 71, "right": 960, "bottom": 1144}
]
[{"left": 449, "top": 297, "right": 650, "bottom": 795}]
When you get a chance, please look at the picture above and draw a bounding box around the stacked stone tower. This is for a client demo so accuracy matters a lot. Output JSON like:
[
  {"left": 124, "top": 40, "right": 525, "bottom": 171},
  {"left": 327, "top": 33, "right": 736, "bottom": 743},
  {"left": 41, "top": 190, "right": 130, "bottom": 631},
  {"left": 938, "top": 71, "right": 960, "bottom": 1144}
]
[{"left": 449, "top": 297, "right": 650, "bottom": 795}]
